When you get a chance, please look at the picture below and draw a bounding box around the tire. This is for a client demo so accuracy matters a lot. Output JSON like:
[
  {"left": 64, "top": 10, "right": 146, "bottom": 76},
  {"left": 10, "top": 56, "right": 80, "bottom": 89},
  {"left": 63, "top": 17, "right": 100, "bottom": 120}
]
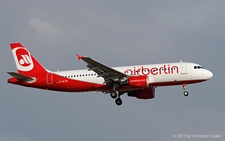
[
  {"left": 184, "top": 91, "right": 189, "bottom": 96},
  {"left": 110, "top": 91, "right": 117, "bottom": 99},
  {"left": 115, "top": 98, "right": 122, "bottom": 106}
]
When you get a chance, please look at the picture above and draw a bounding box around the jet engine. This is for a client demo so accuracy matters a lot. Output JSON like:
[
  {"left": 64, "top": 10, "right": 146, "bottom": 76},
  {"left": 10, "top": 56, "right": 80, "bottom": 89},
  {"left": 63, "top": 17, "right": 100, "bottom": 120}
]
[{"left": 127, "top": 75, "right": 149, "bottom": 88}]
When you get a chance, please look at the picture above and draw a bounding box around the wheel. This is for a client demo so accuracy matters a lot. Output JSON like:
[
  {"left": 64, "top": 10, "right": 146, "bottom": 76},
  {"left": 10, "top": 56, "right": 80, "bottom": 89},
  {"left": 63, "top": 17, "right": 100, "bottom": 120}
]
[
  {"left": 184, "top": 91, "right": 189, "bottom": 96},
  {"left": 115, "top": 98, "right": 122, "bottom": 106},
  {"left": 110, "top": 91, "right": 117, "bottom": 99}
]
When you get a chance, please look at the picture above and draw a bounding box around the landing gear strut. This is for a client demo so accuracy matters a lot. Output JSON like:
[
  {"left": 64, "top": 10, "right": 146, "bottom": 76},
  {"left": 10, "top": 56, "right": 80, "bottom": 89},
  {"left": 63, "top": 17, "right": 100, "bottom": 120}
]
[{"left": 182, "top": 84, "right": 189, "bottom": 96}]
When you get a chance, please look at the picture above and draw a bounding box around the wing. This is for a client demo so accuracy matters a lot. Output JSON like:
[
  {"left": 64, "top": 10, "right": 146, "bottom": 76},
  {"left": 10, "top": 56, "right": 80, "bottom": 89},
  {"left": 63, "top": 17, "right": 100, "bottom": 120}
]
[{"left": 76, "top": 54, "right": 128, "bottom": 85}]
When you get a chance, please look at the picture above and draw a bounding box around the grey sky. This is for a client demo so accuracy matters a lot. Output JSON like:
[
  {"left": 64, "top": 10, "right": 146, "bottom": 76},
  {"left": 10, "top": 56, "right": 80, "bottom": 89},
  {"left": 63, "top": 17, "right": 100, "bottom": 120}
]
[{"left": 1, "top": 1, "right": 224, "bottom": 141}]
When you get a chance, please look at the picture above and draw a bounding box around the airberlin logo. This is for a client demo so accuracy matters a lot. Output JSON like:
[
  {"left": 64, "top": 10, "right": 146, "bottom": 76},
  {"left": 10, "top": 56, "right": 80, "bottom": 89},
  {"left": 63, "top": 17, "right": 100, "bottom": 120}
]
[
  {"left": 12, "top": 47, "right": 34, "bottom": 71},
  {"left": 19, "top": 55, "right": 32, "bottom": 65},
  {"left": 124, "top": 65, "right": 179, "bottom": 76}
]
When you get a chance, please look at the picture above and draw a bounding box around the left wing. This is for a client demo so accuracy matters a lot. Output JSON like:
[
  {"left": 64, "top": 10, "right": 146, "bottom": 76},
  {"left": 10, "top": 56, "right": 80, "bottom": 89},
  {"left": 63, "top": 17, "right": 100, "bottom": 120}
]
[{"left": 76, "top": 54, "right": 128, "bottom": 85}]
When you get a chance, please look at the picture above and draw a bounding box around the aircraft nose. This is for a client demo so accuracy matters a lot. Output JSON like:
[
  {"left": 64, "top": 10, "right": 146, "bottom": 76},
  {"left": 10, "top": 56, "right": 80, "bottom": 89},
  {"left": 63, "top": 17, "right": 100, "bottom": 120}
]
[
  {"left": 209, "top": 71, "right": 213, "bottom": 79},
  {"left": 205, "top": 70, "right": 213, "bottom": 79}
]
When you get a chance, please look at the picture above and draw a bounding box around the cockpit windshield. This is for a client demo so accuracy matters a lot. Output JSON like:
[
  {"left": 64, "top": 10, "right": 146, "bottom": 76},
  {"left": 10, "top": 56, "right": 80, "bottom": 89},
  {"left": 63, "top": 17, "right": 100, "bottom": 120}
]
[{"left": 194, "top": 66, "right": 204, "bottom": 69}]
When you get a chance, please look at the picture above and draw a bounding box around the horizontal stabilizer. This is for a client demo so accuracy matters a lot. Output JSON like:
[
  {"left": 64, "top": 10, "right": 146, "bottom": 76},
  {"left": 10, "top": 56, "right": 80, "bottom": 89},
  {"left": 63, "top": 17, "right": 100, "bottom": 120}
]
[{"left": 7, "top": 72, "right": 34, "bottom": 81}]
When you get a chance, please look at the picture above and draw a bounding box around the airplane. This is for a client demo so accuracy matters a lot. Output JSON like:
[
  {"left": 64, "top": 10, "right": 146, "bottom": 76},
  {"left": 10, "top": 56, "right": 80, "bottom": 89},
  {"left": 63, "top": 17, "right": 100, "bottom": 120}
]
[{"left": 7, "top": 43, "right": 213, "bottom": 106}]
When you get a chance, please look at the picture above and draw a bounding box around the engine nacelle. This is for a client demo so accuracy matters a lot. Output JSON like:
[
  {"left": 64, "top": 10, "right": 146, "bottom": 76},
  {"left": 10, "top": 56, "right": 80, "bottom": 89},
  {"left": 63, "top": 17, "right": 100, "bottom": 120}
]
[
  {"left": 128, "top": 87, "right": 155, "bottom": 99},
  {"left": 128, "top": 75, "right": 149, "bottom": 88}
]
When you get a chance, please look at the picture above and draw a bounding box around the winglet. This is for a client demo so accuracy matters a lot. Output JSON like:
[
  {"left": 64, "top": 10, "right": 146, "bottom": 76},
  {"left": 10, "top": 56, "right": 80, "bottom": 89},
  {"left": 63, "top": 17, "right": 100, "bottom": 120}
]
[{"left": 76, "top": 54, "right": 83, "bottom": 60}]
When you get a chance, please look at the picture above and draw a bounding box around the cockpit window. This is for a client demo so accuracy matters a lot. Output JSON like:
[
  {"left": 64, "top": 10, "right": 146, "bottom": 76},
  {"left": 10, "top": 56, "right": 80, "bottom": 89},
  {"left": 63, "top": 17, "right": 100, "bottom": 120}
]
[{"left": 194, "top": 66, "right": 204, "bottom": 69}]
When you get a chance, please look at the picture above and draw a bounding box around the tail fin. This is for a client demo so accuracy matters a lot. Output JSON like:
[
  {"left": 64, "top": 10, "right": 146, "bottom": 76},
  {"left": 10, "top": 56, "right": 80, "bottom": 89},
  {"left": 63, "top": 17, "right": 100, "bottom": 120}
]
[{"left": 10, "top": 43, "right": 47, "bottom": 76}]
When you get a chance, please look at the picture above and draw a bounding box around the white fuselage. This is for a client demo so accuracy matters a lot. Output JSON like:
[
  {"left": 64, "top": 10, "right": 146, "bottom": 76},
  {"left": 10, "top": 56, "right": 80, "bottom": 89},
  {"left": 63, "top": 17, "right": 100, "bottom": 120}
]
[{"left": 54, "top": 62, "right": 213, "bottom": 86}]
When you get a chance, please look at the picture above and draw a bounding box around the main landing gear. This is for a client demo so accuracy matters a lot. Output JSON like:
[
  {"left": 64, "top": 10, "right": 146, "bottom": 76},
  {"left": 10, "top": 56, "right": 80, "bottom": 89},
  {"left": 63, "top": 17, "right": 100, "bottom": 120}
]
[
  {"left": 110, "top": 82, "right": 123, "bottom": 106},
  {"left": 182, "top": 84, "right": 189, "bottom": 96},
  {"left": 110, "top": 91, "right": 123, "bottom": 106}
]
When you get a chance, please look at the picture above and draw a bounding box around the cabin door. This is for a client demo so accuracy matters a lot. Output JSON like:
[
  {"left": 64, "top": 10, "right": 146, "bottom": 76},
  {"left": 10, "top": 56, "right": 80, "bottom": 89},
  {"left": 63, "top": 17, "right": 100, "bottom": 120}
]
[
  {"left": 47, "top": 73, "right": 53, "bottom": 84},
  {"left": 181, "top": 62, "right": 187, "bottom": 74}
]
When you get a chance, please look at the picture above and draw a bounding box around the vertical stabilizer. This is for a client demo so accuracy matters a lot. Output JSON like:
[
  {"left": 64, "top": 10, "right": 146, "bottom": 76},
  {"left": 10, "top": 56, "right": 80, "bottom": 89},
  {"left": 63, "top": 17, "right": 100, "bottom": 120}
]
[{"left": 10, "top": 43, "right": 47, "bottom": 76}]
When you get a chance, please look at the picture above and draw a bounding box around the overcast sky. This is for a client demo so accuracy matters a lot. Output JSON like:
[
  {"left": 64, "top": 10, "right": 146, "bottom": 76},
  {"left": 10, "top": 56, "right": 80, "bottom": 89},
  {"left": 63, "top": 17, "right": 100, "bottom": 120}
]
[{"left": 1, "top": 1, "right": 224, "bottom": 141}]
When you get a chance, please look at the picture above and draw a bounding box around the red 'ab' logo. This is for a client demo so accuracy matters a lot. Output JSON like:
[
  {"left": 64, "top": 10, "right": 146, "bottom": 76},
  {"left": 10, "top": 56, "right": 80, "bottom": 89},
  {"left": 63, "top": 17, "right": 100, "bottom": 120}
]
[
  {"left": 18, "top": 55, "right": 32, "bottom": 66},
  {"left": 16, "top": 49, "right": 32, "bottom": 66},
  {"left": 12, "top": 47, "right": 34, "bottom": 71}
]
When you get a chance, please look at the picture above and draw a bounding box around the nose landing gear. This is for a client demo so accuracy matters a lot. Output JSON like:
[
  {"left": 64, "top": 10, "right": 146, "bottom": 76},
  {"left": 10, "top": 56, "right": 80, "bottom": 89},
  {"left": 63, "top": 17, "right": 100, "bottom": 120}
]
[{"left": 182, "top": 84, "right": 189, "bottom": 96}]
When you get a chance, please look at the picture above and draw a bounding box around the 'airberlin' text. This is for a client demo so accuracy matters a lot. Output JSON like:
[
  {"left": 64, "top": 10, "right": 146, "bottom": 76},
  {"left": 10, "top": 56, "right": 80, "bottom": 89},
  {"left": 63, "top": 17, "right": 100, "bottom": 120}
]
[{"left": 124, "top": 65, "right": 179, "bottom": 76}]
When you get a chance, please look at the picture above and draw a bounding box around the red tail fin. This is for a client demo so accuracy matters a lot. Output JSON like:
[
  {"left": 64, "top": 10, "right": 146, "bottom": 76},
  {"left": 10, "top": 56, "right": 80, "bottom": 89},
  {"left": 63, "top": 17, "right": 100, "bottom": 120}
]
[{"left": 10, "top": 43, "right": 47, "bottom": 76}]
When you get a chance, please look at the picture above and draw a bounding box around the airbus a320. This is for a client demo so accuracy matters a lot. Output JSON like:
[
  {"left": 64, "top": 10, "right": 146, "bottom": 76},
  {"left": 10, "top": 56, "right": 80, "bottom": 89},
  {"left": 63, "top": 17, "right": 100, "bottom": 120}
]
[{"left": 7, "top": 43, "right": 213, "bottom": 106}]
